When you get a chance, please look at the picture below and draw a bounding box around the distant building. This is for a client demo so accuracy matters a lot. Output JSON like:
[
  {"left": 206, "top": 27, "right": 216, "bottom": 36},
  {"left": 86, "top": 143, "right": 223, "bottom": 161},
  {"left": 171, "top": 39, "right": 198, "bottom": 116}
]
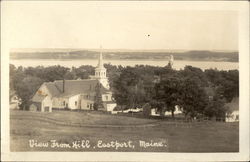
[
  {"left": 164, "top": 105, "right": 182, "bottom": 116},
  {"left": 151, "top": 108, "right": 161, "bottom": 116},
  {"left": 168, "top": 55, "right": 174, "bottom": 68},
  {"left": 30, "top": 48, "right": 116, "bottom": 112}
]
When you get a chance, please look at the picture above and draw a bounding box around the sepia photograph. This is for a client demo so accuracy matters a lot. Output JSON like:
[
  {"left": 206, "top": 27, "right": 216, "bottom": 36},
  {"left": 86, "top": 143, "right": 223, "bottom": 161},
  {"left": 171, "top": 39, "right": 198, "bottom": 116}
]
[{"left": 1, "top": 1, "right": 249, "bottom": 161}]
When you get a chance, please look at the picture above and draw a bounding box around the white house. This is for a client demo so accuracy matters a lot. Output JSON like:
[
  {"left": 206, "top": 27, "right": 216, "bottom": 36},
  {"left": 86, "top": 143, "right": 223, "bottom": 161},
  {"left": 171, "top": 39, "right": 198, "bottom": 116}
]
[
  {"left": 225, "top": 97, "right": 239, "bottom": 122},
  {"left": 151, "top": 108, "right": 161, "bottom": 116},
  {"left": 164, "top": 105, "right": 182, "bottom": 116},
  {"left": 30, "top": 49, "right": 116, "bottom": 112}
]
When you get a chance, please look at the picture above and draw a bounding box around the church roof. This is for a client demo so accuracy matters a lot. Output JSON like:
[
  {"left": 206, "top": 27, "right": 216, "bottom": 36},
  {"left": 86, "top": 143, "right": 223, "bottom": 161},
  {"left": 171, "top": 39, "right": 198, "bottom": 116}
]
[{"left": 44, "top": 79, "right": 110, "bottom": 98}]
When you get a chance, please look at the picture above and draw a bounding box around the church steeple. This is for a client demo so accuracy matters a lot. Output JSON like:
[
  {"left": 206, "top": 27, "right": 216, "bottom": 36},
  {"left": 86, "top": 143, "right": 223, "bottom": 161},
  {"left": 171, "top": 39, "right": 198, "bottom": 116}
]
[
  {"left": 90, "top": 46, "right": 109, "bottom": 89},
  {"left": 92, "top": 46, "right": 109, "bottom": 89},
  {"left": 97, "top": 46, "right": 103, "bottom": 68}
]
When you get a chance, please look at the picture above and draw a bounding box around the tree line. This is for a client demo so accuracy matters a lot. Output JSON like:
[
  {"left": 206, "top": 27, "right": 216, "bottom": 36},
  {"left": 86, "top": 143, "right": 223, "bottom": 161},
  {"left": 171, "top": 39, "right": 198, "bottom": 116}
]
[{"left": 10, "top": 63, "right": 238, "bottom": 119}]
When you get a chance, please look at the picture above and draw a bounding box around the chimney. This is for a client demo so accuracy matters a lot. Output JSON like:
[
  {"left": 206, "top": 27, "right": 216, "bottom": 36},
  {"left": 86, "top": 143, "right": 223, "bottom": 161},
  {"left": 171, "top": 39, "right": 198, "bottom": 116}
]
[{"left": 63, "top": 79, "right": 65, "bottom": 93}]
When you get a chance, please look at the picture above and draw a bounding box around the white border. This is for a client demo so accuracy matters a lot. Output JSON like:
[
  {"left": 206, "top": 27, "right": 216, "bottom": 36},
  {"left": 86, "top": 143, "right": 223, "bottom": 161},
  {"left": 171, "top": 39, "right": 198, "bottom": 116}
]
[{"left": 1, "top": 1, "right": 249, "bottom": 161}]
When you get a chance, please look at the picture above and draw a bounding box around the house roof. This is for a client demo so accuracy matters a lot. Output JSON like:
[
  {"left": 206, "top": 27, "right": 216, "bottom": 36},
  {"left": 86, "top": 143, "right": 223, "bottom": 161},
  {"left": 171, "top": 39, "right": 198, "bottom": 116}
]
[
  {"left": 44, "top": 82, "right": 61, "bottom": 97},
  {"left": 44, "top": 79, "right": 110, "bottom": 98}
]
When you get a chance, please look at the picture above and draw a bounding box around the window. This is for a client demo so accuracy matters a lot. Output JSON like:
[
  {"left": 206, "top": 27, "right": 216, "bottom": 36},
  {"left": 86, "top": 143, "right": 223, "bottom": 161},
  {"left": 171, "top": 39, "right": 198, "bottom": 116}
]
[
  {"left": 87, "top": 104, "right": 89, "bottom": 108},
  {"left": 63, "top": 101, "right": 65, "bottom": 106},
  {"left": 105, "top": 95, "right": 109, "bottom": 101},
  {"left": 75, "top": 101, "right": 77, "bottom": 106}
]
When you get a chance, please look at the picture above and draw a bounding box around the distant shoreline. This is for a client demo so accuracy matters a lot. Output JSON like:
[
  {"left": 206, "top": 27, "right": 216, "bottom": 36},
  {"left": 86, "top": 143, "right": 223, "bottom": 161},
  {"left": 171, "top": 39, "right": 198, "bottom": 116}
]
[
  {"left": 10, "top": 50, "right": 239, "bottom": 63},
  {"left": 9, "top": 59, "right": 239, "bottom": 71},
  {"left": 10, "top": 58, "right": 239, "bottom": 63}
]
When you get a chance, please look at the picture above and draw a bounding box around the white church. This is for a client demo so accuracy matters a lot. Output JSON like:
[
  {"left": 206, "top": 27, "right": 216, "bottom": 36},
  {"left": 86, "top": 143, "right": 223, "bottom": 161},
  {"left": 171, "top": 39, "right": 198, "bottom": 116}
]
[{"left": 29, "top": 49, "right": 117, "bottom": 112}]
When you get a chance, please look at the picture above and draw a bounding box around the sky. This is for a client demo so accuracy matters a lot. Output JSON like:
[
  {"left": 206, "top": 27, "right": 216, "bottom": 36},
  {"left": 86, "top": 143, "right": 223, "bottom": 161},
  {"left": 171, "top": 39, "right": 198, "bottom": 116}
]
[{"left": 2, "top": 1, "right": 238, "bottom": 51}]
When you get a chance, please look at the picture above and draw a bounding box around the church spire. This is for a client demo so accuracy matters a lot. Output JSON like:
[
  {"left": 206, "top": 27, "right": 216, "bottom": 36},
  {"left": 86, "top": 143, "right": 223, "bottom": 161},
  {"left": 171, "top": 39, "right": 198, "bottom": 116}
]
[
  {"left": 97, "top": 46, "right": 103, "bottom": 68},
  {"left": 91, "top": 45, "right": 109, "bottom": 89}
]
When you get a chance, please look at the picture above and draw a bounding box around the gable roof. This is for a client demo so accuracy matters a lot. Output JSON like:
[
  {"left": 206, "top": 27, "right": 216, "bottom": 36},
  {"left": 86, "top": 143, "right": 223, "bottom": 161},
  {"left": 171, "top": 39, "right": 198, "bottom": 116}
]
[{"left": 43, "top": 79, "right": 110, "bottom": 98}]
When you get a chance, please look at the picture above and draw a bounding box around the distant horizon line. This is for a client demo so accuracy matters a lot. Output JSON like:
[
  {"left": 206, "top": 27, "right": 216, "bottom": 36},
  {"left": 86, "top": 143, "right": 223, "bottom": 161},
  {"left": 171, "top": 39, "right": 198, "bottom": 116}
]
[{"left": 11, "top": 48, "right": 238, "bottom": 53}]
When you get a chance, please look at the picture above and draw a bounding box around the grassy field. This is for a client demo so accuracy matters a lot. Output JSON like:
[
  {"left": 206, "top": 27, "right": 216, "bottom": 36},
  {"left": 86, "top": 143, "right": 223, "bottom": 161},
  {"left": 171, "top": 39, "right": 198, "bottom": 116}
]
[{"left": 10, "top": 110, "right": 239, "bottom": 152}]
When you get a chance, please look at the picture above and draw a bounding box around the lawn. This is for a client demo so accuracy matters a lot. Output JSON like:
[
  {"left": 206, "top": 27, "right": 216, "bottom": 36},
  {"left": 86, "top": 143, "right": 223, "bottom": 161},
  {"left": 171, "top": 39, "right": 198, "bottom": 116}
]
[{"left": 10, "top": 110, "right": 239, "bottom": 152}]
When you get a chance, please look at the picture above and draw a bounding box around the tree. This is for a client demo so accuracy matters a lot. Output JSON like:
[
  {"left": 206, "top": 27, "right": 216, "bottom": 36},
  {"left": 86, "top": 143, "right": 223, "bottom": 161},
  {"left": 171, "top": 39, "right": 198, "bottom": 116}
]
[
  {"left": 181, "top": 78, "right": 208, "bottom": 118},
  {"left": 72, "top": 65, "right": 95, "bottom": 79},
  {"left": 41, "top": 65, "right": 70, "bottom": 82},
  {"left": 180, "top": 66, "right": 208, "bottom": 87},
  {"left": 205, "top": 69, "right": 239, "bottom": 102},
  {"left": 112, "top": 66, "right": 157, "bottom": 109},
  {"left": 142, "top": 103, "right": 151, "bottom": 117},
  {"left": 15, "top": 76, "right": 44, "bottom": 110},
  {"left": 218, "top": 70, "right": 239, "bottom": 102},
  {"left": 149, "top": 100, "right": 166, "bottom": 117},
  {"left": 10, "top": 64, "right": 17, "bottom": 90},
  {"left": 112, "top": 67, "right": 141, "bottom": 108},
  {"left": 64, "top": 71, "right": 76, "bottom": 80},
  {"left": 104, "top": 63, "right": 122, "bottom": 89},
  {"left": 154, "top": 74, "right": 184, "bottom": 118},
  {"left": 11, "top": 65, "right": 26, "bottom": 91},
  {"left": 93, "top": 83, "right": 104, "bottom": 110},
  {"left": 204, "top": 96, "right": 227, "bottom": 118},
  {"left": 154, "top": 74, "right": 208, "bottom": 119}
]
